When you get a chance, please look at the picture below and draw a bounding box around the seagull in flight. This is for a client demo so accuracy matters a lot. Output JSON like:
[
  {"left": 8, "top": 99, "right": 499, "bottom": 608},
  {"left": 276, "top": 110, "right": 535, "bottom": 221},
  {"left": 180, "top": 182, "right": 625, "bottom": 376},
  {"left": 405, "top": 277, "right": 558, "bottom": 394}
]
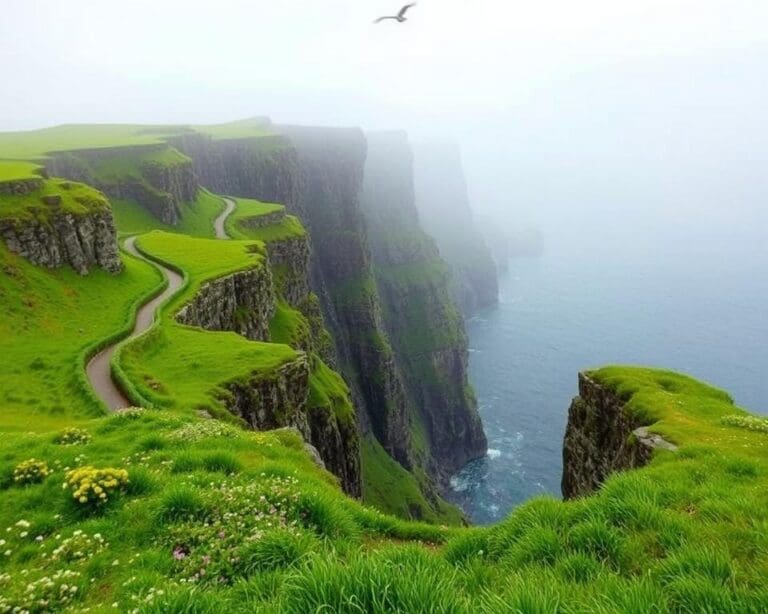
[{"left": 374, "top": 3, "right": 417, "bottom": 24}]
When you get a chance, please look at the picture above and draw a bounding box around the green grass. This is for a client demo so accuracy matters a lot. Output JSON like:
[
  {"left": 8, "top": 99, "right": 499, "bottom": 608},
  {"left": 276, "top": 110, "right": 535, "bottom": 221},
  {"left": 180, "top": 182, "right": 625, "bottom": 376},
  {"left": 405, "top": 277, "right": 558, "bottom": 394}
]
[
  {"left": 269, "top": 301, "right": 311, "bottom": 348},
  {"left": 225, "top": 196, "right": 306, "bottom": 242},
  {"left": 85, "top": 144, "right": 191, "bottom": 184},
  {"left": 588, "top": 366, "right": 744, "bottom": 443},
  {"left": 307, "top": 357, "right": 354, "bottom": 424},
  {"left": 0, "top": 242, "right": 163, "bottom": 430},
  {"left": 0, "top": 121, "right": 275, "bottom": 161},
  {"left": 0, "top": 411, "right": 444, "bottom": 613},
  {"left": 135, "top": 230, "right": 266, "bottom": 312},
  {"left": 361, "top": 437, "right": 464, "bottom": 525},
  {"left": 3, "top": 124, "right": 767, "bottom": 609},
  {"left": 3, "top": 237, "right": 768, "bottom": 614},
  {"left": 117, "top": 231, "right": 301, "bottom": 416},
  {"left": 0, "top": 124, "right": 191, "bottom": 160},
  {"left": 0, "top": 178, "right": 110, "bottom": 224},
  {"left": 112, "top": 189, "right": 225, "bottom": 238},
  {"left": 193, "top": 117, "right": 273, "bottom": 141},
  {"left": 0, "top": 160, "right": 43, "bottom": 182}
]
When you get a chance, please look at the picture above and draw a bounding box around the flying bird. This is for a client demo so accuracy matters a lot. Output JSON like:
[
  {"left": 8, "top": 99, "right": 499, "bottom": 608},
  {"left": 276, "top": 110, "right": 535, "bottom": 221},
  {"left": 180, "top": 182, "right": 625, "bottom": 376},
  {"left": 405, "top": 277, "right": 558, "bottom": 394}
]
[{"left": 374, "top": 3, "right": 417, "bottom": 24}]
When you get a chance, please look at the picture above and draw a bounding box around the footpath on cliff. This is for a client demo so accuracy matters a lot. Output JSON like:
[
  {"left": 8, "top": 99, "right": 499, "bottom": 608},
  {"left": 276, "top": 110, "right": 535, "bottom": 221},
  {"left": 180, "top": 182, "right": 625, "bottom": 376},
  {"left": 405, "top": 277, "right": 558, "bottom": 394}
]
[{"left": 85, "top": 197, "right": 237, "bottom": 410}]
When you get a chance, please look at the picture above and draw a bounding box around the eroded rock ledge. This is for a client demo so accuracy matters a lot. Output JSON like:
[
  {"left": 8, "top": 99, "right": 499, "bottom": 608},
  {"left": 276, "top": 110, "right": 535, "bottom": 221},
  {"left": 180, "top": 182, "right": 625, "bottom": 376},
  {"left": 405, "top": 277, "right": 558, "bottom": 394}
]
[
  {"left": 222, "top": 354, "right": 360, "bottom": 494},
  {"left": 562, "top": 372, "right": 677, "bottom": 499},
  {"left": 0, "top": 211, "right": 122, "bottom": 275},
  {"left": 176, "top": 266, "right": 275, "bottom": 341}
]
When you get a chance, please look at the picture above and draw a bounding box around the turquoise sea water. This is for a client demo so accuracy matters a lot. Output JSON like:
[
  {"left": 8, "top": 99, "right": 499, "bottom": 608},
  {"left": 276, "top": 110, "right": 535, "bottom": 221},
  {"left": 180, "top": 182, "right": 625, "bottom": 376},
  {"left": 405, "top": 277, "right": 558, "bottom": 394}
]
[{"left": 449, "top": 241, "right": 768, "bottom": 524}]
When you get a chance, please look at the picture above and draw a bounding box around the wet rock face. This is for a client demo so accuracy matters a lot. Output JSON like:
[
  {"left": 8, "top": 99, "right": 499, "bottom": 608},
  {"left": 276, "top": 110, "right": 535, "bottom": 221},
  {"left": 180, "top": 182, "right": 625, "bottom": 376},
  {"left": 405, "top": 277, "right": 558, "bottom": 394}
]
[
  {"left": 561, "top": 373, "right": 675, "bottom": 499},
  {"left": 307, "top": 404, "right": 361, "bottom": 497},
  {"left": 0, "top": 211, "right": 122, "bottom": 275},
  {"left": 176, "top": 266, "right": 276, "bottom": 341},
  {"left": 174, "top": 126, "right": 490, "bottom": 506},
  {"left": 279, "top": 127, "right": 420, "bottom": 472}
]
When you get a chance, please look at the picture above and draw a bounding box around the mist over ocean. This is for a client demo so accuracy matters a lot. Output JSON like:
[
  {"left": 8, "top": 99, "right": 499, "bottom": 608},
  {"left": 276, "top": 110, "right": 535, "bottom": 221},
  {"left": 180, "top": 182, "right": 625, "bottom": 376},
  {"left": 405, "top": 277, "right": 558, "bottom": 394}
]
[{"left": 449, "top": 226, "right": 768, "bottom": 524}]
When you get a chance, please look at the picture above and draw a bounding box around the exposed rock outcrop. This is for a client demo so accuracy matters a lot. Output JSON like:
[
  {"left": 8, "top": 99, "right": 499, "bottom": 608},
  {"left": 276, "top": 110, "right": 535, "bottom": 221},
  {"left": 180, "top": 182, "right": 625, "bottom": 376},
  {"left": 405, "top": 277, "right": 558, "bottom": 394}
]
[
  {"left": 279, "top": 126, "right": 417, "bottom": 472},
  {"left": 0, "top": 187, "right": 122, "bottom": 276},
  {"left": 223, "top": 354, "right": 360, "bottom": 494},
  {"left": 306, "top": 403, "right": 360, "bottom": 496},
  {"left": 413, "top": 141, "right": 498, "bottom": 315},
  {"left": 225, "top": 355, "right": 311, "bottom": 432},
  {"left": 562, "top": 372, "right": 677, "bottom": 499},
  {"left": 176, "top": 127, "right": 415, "bottom": 468},
  {"left": 176, "top": 266, "right": 275, "bottom": 341}
]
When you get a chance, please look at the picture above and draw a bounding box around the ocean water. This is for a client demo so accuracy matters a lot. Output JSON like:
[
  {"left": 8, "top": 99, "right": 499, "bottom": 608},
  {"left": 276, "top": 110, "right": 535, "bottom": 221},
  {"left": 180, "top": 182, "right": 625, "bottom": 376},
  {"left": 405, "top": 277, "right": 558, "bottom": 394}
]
[{"left": 448, "top": 239, "right": 768, "bottom": 524}]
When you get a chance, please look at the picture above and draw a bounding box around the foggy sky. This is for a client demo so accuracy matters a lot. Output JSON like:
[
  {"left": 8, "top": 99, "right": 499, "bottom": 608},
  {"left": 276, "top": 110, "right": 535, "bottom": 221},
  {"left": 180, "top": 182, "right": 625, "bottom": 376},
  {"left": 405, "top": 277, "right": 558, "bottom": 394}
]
[{"left": 2, "top": 0, "right": 767, "bottom": 252}]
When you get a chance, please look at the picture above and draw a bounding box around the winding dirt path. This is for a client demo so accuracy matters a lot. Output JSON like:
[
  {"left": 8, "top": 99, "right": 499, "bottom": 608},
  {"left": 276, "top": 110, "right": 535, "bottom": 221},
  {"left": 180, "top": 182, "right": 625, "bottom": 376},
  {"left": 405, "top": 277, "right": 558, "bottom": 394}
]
[
  {"left": 214, "top": 197, "right": 236, "bottom": 240},
  {"left": 86, "top": 198, "right": 235, "bottom": 410}
]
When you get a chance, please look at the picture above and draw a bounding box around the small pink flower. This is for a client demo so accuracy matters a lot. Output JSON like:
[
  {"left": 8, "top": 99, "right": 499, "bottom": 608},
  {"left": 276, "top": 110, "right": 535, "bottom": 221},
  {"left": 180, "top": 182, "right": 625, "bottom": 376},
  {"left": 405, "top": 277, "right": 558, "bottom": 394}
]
[{"left": 173, "top": 547, "right": 187, "bottom": 560}]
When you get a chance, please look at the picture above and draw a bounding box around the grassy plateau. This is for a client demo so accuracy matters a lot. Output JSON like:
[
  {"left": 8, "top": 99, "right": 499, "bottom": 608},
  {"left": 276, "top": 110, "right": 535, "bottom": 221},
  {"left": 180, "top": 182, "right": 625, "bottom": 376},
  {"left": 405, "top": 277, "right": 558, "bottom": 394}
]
[{"left": 0, "top": 119, "right": 273, "bottom": 161}]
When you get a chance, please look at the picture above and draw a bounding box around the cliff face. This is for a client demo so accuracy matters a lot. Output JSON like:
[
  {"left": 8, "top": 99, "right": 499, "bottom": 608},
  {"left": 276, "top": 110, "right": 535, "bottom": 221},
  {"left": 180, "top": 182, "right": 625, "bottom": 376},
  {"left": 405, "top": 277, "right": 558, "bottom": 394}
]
[
  {"left": 172, "top": 127, "right": 485, "bottom": 516},
  {"left": 562, "top": 372, "right": 677, "bottom": 499},
  {"left": 177, "top": 266, "right": 275, "bottom": 341},
  {"left": 222, "top": 350, "right": 359, "bottom": 494},
  {"left": 266, "top": 235, "right": 311, "bottom": 309},
  {"left": 178, "top": 129, "right": 412, "bottom": 463},
  {"left": 172, "top": 134, "right": 302, "bottom": 207},
  {"left": 46, "top": 145, "right": 198, "bottom": 225},
  {"left": 279, "top": 126, "right": 416, "bottom": 472},
  {"left": 0, "top": 178, "right": 122, "bottom": 275},
  {"left": 413, "top": 142, "right": 498, "bottom": 315},
  {"left": 361, "top": 132, "right": 487, "bottom": 486},
  {"left": 224, "top": 354, "right": 311, "bottom": 433}
]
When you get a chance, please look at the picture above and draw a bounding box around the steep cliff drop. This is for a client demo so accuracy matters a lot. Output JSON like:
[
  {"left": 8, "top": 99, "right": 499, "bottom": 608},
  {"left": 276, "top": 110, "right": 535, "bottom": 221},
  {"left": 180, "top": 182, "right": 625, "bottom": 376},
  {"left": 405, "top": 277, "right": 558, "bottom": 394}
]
[
  {"left": 174, "top": 127, "right": 481, "bottom": 519},
  {"left": 562, "top": 371, "right": 678, "bottom": 499},
  {"left": 361, "top": 131, "right": 487, "bottom": 491}
]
